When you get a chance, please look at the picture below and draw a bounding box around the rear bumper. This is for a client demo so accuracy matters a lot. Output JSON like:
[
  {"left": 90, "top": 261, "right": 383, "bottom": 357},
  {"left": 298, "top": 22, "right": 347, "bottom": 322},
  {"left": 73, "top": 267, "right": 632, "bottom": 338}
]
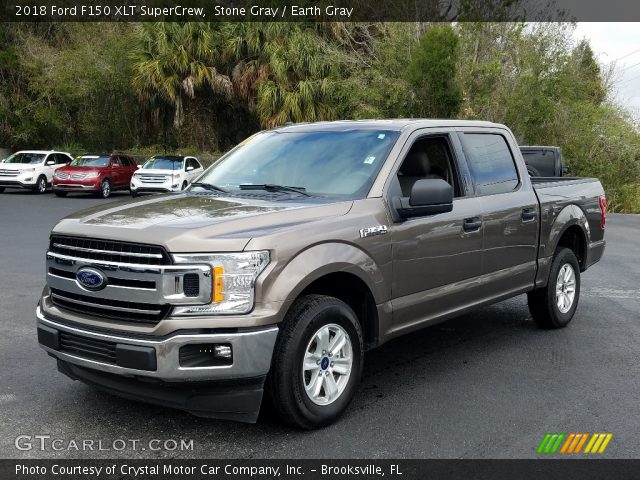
[{"left": 585, "top": 239, "right": 606, "bottom": 269}]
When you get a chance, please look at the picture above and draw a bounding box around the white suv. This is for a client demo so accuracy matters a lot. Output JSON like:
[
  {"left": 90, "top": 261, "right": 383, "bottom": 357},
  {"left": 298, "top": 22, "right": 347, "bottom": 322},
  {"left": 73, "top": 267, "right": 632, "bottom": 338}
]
[
  {"left": 0, "top": 150, "right": 73, "bottom": 194},
  {"left": 130, "top": 155, "right": 204, "bottom": 197}
]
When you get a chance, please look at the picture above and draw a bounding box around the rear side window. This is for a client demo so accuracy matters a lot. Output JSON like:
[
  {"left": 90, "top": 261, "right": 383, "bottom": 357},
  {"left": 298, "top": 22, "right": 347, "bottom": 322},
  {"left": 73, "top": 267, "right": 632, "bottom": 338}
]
[{"left": 461, "top": 133, "right": 519, "bottom": 195}]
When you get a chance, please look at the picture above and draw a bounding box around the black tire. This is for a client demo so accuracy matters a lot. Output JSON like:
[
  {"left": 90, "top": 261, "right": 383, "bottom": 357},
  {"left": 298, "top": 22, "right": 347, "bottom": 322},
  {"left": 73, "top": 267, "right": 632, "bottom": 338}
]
[
  {"left": 266, "top": 294, "right": 363, "bottom": 429},
  {"left": 181, "top": 181, "right": 188, "bottom": 190},
  {"left": 54, "top": 190, "right": 67, "bottom": 197},
  {"left": 34, "top": 175, "right": 47, "bottom": 194},
  {"left": 98, "top": 179, "right": 111, "bottom": 198},
  {"left": 528, "top": 247, "right": 581, "bottom": 328},
  {"left": 131, "top": 190, "right": 138, "bottom": 198}
]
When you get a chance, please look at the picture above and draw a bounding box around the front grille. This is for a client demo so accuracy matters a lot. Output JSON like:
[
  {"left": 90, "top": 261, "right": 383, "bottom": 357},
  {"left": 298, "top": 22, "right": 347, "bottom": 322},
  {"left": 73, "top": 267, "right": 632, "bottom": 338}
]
[
  {"left": 59, "top": 330, "right": 117, "bottom": 364},
  {"left": 138, "top": 174, "right": 168, "bottom": 184},
  {"left": 183, "top": 273, "right": 200, "bottom": 297},
  {"left": 49, "top": 267, "right": 156, "bottom": 290},
  {"left": 0, "top": 169, "right": 20, "bottom": 177},
  {"left": 50, "top": 288, "right": 170, "bottom": 324},
  {"left": 50, "top": 235, "right": 172, "bottom": 265}
]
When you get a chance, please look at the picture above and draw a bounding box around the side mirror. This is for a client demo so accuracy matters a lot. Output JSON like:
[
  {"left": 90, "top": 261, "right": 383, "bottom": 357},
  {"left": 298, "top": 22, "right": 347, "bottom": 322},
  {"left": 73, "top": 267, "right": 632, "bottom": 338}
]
[
  {"left": 45, "top": 160, "right": 56, "bottom": 166},
  {"left": 394, "top": 179, "right": 453, "bottom": 219},
  {"left": 186, "top": 166, "right": 194, "bottom": 172}
]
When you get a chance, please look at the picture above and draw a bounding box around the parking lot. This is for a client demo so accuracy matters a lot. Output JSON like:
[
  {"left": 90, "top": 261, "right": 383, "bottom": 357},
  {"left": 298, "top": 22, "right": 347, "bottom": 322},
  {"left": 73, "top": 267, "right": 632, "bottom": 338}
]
[{"left": 0, "top": 190, "right": 639, "bottom": 459}]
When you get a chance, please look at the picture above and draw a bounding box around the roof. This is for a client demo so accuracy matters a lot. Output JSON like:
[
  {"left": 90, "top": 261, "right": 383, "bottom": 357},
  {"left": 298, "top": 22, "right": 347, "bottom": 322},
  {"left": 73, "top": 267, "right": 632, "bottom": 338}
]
[
  {"left": 150, "top": 155, "right": 187, "bottom": 160},
  {"left": 15, "top": 150, "right": 65, "bottom": 154},
  {"left": 273, "top": 119, "right": 504, "bottom": 132}
]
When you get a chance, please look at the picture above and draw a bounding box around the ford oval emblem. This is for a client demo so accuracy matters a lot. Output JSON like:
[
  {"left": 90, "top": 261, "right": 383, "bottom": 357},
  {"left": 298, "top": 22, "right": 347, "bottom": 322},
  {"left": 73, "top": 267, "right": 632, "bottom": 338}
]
[{"left": 75, "top": 267, "right": 107, "bottom": 291}]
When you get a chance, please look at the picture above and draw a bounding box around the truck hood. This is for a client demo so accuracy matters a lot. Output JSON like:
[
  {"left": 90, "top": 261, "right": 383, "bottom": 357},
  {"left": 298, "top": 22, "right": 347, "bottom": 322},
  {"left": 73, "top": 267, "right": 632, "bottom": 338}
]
[
  {"left": 0, "top": 163, "right": 41, "bottom": 171},
  {"left": 52, "top": 193, "right": 353, "bottom": 253},
  {"left": 57, "top": 165, "right": 105, "bottom": 174},
  {"left": 134, "top": 168, "right": 178, "bottom": 175}
]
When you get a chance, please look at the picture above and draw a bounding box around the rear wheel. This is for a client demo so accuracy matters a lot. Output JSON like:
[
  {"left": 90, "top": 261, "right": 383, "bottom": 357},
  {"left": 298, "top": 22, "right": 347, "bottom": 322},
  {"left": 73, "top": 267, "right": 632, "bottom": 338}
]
[
  {"left": 98, "top": 179, "right": 111, "bottom": 198},
  {"left": 54, "top": 190, "right": 67, "bottom": 197},
  {"left": 528, "top": 247, "right": 580, "bottom": 328},
  {"left": 266, "top": 294, "right": 363, "bottom": 429},
  {"left": 34, "top": 175, "right": 47, "bottom": 194},
  {"left": 181, "top": 181, "right": 188, "bottom": 190}
]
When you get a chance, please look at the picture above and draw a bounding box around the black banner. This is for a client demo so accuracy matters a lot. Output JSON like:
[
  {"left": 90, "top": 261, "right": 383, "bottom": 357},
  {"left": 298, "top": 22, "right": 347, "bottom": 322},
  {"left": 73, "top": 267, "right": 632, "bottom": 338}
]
[
  {"left": 2, "top": 0, "right": 640, "bottom": 22},
  {"left": 3, "top": 459, "right": 640, "bottom": 480}
]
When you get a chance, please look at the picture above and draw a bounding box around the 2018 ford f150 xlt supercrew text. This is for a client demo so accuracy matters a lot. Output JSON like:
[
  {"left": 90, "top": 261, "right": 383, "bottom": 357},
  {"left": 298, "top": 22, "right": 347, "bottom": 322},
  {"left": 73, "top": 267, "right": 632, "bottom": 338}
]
[{"left": 36, "top": 120, "right": 606, "bottom": 428}]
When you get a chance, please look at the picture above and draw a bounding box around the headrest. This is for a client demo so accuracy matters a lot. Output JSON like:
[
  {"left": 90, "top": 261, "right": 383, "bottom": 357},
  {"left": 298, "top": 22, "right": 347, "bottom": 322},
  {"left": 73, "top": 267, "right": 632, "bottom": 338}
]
[{"left": 400, "top": 150, "right": 431, "bottom": 176}]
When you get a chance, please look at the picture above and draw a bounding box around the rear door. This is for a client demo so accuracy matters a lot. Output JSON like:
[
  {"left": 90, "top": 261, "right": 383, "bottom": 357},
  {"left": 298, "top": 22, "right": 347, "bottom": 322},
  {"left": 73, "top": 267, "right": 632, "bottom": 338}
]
[
  {"left": 110, "top": 156, "right": 124, "bottom": 187},
  {"left": 388, "top": 129, "right": 485, "bottom": 334},
  {"left": 457, "top": 129, "right": 539, "bottom": 297}
]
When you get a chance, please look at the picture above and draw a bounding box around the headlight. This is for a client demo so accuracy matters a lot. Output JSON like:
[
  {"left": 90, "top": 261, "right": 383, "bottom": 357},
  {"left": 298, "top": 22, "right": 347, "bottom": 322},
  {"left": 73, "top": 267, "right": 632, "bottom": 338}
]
[
  {"left": 85, "top": 172, "right": 100, "bottom": 179},
  {"left": 173, "top": 172, "right": 181, "bottom": 179},
  {"left": 54, "top": 172, "right": 66, "bottom": 179},
  {"left": 171, "top": 251, "right": 270, "bottom": 315},
  {"left": 21, "top": 168, "right": 36, "bottom": 173}
]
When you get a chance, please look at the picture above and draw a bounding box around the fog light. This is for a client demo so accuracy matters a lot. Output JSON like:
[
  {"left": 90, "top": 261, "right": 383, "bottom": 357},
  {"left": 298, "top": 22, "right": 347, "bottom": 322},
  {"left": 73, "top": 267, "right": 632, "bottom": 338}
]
[
  {"left": 179, "top": 343, "right": 233, "bottom": 367},
  {"left": 24, "top": 177, "right": 32, "bottom": 181}
]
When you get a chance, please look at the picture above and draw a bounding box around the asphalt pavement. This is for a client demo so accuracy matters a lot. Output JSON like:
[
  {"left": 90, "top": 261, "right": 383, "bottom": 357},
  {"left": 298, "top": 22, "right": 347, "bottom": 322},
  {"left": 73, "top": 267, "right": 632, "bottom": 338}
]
[{"left": 0, "top": 189, "right": 638, "bottom": 459}]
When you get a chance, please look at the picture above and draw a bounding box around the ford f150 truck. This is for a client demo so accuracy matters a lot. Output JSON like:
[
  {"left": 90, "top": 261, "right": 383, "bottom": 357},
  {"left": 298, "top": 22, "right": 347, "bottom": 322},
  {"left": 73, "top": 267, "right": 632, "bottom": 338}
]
[{"left": 36, "top": 120, "right": 606, "bottom": 428}]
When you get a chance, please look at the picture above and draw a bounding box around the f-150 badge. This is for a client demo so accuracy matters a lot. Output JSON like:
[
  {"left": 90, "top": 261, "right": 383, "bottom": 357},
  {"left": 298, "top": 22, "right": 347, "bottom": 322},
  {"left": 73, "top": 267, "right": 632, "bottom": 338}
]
[{"left": 359, "top": 225, "right": 388, "bottom": 238}]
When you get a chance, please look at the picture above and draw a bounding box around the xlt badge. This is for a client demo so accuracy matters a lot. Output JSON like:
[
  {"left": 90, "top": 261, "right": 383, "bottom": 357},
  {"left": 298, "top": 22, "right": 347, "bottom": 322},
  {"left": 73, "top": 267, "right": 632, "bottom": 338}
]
[{"left": 359, "top": 225, "right": 388, "bottom": 238}]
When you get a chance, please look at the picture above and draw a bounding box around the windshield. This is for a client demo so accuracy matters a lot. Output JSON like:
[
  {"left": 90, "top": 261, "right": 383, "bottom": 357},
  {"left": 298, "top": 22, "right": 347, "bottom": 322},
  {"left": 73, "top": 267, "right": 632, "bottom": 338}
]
[
  {"left": 142, "top": 158, "right": 183, "bottom": 170},
  {"left": 195, "top": 129, "right": 400, "bottom": 198},
  {"left": 71, "top": 156, "right": 110, "bottom": 167},
  {"left": 5, "top": 152, "right": 46, "bottom": 164}
]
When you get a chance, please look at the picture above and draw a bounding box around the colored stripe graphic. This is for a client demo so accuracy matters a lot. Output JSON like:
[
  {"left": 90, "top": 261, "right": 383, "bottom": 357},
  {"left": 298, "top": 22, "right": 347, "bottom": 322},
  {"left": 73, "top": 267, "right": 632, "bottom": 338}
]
[{"left": 539, "top": 433, "right": 613, "bottom": 454}]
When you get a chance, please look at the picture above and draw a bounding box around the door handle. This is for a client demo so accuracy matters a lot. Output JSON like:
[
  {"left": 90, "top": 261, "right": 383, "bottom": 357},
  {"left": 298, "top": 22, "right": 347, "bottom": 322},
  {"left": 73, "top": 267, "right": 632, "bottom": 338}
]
[
  {"left": 463, "top": 217, "right": 482, "bottom": 232},
  {"left": 522, "top": 207, "right": 537, "bottom": 222}
]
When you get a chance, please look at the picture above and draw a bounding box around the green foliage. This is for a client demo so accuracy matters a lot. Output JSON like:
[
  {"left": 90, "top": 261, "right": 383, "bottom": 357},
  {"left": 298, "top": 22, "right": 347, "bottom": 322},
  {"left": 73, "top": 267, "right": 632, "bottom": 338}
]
[
  {"left": 407, "top": 25, "right": 462, "bottom": 118},
  {"left": 0, "top": 21, "right": 639, "bottom": 211}
]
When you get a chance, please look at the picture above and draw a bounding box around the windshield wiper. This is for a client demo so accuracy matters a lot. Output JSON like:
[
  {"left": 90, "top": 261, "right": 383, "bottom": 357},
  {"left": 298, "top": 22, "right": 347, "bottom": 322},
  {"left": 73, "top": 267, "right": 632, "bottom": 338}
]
[
  {"left": 239, "top": 184, "right": 311, "bottom": 197},
  {"left": 189, "top": 182, "right": 228, "bottom": 193}
]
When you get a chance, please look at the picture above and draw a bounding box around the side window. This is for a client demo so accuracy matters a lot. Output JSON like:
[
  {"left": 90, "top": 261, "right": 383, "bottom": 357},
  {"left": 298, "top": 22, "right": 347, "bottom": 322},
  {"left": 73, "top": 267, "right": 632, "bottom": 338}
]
[
  {"left": 460, "top": 133, "right": 519, "bottom": 196},
  {"left": 111, "top": 157, "right": 122, "bottom": 167},
  {"left": 122, "top": 157, "right": 133, "bottom": 167},
  {"left": 396, "top": 136, "right": 461, "bottom": 197},
  {"left": 56, "top": 154, "right": 69, "bottom": 164},
  {"left": 188, "top": 158, "right": 199, "bottom": 169}
]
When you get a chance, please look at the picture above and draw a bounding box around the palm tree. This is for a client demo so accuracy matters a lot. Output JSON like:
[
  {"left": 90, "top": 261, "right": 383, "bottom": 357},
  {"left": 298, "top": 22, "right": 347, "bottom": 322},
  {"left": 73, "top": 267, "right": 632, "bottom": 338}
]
[{"left": 131, "top": 23, "right": 231, "bottom": 129}]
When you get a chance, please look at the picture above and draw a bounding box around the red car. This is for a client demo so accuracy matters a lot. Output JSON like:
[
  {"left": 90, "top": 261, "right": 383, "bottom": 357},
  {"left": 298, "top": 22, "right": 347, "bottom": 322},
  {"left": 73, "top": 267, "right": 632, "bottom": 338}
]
[{"left": 53, "top": 153, "right": 138, "bottom": 198}]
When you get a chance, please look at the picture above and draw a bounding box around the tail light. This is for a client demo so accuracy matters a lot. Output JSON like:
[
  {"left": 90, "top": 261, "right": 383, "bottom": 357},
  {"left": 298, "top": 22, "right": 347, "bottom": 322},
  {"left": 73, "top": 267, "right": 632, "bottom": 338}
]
[{"left": 598, "top": 195, "right": 607, "bottom": 230}]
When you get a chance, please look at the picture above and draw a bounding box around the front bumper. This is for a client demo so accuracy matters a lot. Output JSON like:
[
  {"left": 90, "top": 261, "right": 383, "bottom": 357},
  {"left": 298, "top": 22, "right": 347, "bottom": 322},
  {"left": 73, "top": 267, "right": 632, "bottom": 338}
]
[
  {"left": 0, "top": 178, "right": 36, "bottom": 189},
  {"left": 53, "top": 181, "right": 100, "bottom": 191},
  {"left": 37, "top": 307, "right": 279, "bottom": 421}
]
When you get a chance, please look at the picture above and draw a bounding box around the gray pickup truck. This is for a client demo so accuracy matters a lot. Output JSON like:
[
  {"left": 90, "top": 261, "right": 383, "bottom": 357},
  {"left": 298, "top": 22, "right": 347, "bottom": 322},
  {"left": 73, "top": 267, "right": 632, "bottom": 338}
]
[{"left": 36, "top": 120, "right": 606, "bottom": 428}]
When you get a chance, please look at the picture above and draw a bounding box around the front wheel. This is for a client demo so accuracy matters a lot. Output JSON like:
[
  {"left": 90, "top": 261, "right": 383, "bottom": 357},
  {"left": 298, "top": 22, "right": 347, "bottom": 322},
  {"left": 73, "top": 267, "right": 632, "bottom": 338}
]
[
  {"left": 98, "top": 179, "right": 111, "bottom": 198},
  {"left": 266, "top": 294, "right": 363, "bottom": 429},
  {"left": 34, "top": 175, "right": 47, "bottom": 194},
  {"left": 181, "top": 181, "right": 188, "bottom": 190},
  {"left": 528, "top": 247, "right": 581, "bottom": 328}
]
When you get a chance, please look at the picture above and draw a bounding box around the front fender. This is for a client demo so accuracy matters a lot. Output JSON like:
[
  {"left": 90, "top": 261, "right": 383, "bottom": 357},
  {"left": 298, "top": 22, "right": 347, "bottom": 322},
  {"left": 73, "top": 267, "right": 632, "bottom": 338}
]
[{"left": 259, "top": 242, "right": 388, "bottom": 315}]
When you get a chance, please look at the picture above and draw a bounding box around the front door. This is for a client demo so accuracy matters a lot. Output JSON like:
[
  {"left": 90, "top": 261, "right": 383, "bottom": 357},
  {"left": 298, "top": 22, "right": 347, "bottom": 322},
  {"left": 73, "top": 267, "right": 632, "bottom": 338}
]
[{"left": 389, "top": 132, "right": 484, "bottom": 337}]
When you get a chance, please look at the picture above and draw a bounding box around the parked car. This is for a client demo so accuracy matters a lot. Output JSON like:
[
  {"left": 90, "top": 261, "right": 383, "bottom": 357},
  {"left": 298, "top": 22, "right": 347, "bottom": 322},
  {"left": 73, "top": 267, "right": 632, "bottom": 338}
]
[
  {"left": 0, "top": 150, "right": 72, "bottom": 194},
  {"left": 130, "top": 155, "right": 203, "bottom": 197},
  {"left": 519, "top": 146, "right": 568, "bottom": 177},
  {"left": 53, "top": 153, "right": 138, "bottom": 198},
  {"left": 37, "top": 120, "right": 606, "bottom": 428}
]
